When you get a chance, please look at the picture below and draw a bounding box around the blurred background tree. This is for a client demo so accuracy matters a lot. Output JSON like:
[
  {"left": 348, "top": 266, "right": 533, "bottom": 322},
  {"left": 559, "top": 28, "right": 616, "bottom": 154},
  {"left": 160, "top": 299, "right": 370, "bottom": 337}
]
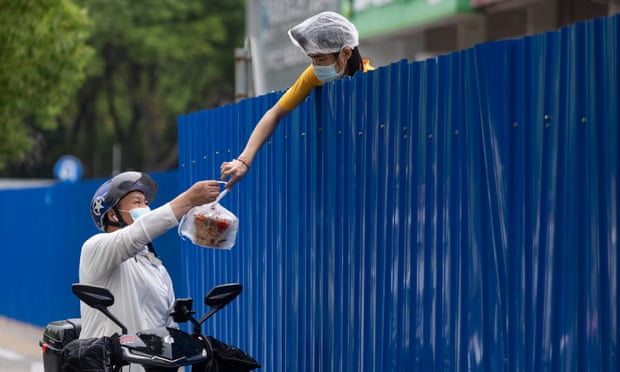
[
  {"left": 0, "top": 0, "right": 93, "bottom": 172},
  {"left": 1, "top": 0, "right": 245, "bottom": 178}
]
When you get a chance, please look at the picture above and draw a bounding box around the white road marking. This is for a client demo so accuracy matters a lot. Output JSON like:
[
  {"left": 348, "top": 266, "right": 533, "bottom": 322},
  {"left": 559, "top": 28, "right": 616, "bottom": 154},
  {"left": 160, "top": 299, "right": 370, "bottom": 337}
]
[{"left": 0, "top": 346, "right": 23, "bottom": 360}]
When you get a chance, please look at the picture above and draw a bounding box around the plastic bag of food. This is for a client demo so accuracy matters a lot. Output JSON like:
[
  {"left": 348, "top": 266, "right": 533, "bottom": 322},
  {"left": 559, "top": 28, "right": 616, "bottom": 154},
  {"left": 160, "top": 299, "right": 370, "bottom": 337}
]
[{"left": 178, "top": 188, "right": 239, "bottom": 249}]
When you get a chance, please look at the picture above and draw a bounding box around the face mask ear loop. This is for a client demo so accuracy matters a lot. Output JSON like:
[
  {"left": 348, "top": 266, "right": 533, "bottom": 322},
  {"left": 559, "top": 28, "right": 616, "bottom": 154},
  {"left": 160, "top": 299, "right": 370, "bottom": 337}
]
[
  {"left": 332, "top": 48, "right": 343, "bottom": 76},
  {"left": 112, "top": 206, "right": 129, "bottom": 227}
]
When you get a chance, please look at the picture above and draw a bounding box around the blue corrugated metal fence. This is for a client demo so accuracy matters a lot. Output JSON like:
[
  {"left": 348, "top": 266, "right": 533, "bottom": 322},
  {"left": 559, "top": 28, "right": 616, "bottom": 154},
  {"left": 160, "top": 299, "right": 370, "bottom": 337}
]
[{"left": 177, "top": 15, "right": 618, "bottom": 371}]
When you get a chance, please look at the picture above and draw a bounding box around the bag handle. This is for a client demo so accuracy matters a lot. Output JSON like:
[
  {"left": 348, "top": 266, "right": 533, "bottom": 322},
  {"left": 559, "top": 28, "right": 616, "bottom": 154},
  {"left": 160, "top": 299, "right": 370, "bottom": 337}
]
[
  {"left": 178, "top": 180, "right": 228, "bottom": 237},
  {"left": 214, "top": 181, "right": 228, "bottom": 203}
]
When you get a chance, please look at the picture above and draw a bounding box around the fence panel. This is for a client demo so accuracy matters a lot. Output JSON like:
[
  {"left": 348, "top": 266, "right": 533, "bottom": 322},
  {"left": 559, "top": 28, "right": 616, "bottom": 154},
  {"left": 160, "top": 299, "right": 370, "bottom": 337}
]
[{"left": 177, "top": 15, "right": 619, "bottom": 372}]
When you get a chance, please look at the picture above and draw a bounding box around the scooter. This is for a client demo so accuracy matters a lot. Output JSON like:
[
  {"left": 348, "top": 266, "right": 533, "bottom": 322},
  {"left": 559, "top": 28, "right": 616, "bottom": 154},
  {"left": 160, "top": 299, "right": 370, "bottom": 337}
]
[{"left": 40, "top": 283, "right": 260, "bottom": 372}]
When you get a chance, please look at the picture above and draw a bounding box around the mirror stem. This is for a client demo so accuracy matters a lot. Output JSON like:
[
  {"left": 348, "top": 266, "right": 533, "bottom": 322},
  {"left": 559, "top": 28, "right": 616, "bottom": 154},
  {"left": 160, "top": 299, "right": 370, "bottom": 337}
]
[{"left": 98, "top": 306, "right": 128, "bottom": 335}]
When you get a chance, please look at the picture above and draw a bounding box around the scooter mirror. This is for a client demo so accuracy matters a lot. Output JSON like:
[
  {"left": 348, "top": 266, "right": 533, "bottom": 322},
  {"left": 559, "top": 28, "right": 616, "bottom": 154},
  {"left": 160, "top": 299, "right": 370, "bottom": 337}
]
[
  {"left": 204, "top": 283, "right": 242, "bottom": 308},
  {"left": 71, "top": 283, "right": 128, "bottom": 335},
  {"left": 193, "top": 283, "right": 243, "bottom": 332},
  {"left": 72, "top": 283, "right": 115, "bottom": 308}
]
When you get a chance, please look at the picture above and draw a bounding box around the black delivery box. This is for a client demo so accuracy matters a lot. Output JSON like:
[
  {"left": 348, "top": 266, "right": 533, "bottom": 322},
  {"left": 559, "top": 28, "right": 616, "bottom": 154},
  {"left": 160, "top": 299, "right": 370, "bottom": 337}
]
[{"left": 40, "top": 318, "right": 82, "bottom": 372}]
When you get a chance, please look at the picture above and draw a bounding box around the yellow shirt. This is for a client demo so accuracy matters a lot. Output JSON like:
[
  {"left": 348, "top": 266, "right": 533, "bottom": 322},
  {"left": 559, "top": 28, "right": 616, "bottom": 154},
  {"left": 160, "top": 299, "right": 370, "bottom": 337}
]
[{"left": 278, "top": 59, "right": 374, "bottom": 111}]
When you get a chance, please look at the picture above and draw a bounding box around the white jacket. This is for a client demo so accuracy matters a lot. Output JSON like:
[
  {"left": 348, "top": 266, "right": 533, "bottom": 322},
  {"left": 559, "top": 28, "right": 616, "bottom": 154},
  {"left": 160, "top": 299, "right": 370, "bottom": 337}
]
[{"left": 78, "top": 203, "right": 179, "bottom": 371}]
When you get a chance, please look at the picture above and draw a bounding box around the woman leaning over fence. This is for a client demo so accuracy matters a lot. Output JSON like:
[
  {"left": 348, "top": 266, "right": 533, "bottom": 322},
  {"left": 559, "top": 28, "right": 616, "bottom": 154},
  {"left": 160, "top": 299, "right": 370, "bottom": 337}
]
[{"left": 220, "top": 11, "right": 374, "bottom": 189}]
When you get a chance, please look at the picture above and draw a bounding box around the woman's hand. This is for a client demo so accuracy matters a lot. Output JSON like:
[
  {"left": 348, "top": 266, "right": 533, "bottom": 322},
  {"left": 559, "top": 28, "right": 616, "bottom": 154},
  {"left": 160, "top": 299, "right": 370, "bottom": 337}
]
[
  {"left": 220, "top": 105, "right": 287, "bottom": 190},
  {"left": 220, "top": 158, "right": 250, "bottom": 189}
]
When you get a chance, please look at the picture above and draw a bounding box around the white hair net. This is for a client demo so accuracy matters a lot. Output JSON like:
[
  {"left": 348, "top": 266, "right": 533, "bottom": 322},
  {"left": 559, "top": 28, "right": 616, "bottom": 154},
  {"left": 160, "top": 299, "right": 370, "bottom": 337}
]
[{"left": 288, "top": 11, "right": 359, "bottom": 55}]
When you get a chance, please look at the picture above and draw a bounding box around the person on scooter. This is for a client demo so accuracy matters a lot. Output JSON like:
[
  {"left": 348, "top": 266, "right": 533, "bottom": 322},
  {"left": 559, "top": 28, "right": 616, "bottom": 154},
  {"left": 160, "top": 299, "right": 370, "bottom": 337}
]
[{"left": 79, "top": 171, "right": 221, "bottom": 342}]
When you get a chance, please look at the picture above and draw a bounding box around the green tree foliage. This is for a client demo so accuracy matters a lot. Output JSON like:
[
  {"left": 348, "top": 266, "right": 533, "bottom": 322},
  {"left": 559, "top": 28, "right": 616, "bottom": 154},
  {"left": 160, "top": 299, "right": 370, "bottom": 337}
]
[
  {"left": 65, "top": 0, "right": 245, "bottom": 177},
  {"left": 2, "top": 0, "right": 245, "bottom": 179},
  {"left": 0, "top": 0, "right": 93, "bottom": 170}
]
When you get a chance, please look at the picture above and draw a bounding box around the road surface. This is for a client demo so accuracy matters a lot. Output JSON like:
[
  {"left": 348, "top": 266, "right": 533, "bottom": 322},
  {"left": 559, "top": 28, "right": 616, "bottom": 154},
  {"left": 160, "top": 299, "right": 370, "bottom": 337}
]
[{"left": 0, "top": 316, "right": 44, "bottom": 372}]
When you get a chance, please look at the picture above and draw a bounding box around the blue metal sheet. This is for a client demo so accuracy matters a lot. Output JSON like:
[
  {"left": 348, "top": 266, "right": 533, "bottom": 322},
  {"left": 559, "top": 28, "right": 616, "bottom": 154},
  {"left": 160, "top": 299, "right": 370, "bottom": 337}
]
[{"left": 177, "top": 14, "right": 619, "bottom": 371}]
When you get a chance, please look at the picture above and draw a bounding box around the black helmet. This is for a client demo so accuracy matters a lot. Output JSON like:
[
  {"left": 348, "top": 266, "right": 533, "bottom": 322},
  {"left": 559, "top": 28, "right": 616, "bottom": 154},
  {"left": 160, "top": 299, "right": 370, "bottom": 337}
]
[{"left": 90, "top": 171, "right": 158, "bottom": 231}]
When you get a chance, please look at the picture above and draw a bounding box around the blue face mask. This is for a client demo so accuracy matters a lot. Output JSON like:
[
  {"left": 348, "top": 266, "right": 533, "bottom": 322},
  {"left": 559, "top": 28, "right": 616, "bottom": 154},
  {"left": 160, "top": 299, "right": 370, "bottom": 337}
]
[
  {"left": 120, "top": 206, "right": 151, "bottom": 222},
  {"left": 313, "top": 63, "right": 344, "bottom": 83}
]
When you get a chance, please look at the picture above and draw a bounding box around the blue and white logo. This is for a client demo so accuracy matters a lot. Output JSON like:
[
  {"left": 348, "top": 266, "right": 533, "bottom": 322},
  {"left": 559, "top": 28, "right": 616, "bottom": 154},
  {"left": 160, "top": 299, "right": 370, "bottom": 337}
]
[
  {"left": 91, "top": 196, "right": 105, "bottom": 216},
  {"left": 53, "top": 155, "right": 83, "bottom": 183}
]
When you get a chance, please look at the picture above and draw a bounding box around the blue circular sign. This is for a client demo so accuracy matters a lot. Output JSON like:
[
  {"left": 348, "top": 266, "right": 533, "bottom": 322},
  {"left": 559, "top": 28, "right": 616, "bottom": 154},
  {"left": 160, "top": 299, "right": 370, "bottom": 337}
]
[{"left": 54, "top": 155, "right": 83, "bottom": 182}]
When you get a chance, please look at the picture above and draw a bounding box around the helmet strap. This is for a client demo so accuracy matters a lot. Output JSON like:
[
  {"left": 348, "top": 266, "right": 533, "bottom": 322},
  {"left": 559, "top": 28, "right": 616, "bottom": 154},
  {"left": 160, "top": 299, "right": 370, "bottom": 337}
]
[{"left": 147, "top": 242, "right": 159, "bottom": 258}]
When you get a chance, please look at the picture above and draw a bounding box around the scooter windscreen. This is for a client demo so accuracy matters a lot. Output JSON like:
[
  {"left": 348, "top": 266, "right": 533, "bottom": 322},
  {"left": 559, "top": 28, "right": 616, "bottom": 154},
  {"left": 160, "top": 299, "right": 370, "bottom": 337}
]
[{"left": 120, "top": 326, "right": 209, "bottom": 367}]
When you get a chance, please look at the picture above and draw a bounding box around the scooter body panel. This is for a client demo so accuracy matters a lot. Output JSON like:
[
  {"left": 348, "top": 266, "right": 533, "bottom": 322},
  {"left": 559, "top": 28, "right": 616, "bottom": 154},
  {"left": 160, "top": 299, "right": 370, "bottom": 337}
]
[{"left": 120, "top": 327, "right": 209, "bottom": 367}]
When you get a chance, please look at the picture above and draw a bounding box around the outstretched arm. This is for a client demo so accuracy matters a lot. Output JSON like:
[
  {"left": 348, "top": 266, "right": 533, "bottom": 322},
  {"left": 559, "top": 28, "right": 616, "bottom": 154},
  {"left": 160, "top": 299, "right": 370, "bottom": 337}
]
[
  {"left": 80, "top": 180, "right": 222, "bottom": 283},
  {"left": 220, "top": 103, "right": 289, "bottom": 189}
]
